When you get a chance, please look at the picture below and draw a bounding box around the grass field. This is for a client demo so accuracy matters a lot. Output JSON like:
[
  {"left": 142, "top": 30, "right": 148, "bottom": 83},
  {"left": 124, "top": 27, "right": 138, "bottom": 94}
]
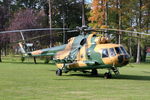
[{"left": 0, "top": 58, "right": 150, "bottom": 100}]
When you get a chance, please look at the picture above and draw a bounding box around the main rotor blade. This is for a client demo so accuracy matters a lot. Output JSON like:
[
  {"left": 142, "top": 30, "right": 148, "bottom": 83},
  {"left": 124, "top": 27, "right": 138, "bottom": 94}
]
[
  {"left": 96, "top": 28, "right": 150, "bottom": 36},
  {"left": 0, "top": 28, "right": 70, "bottom": 34},
  {"left": 6, "top": 32, "right": 66, "bottom": 46},
  {"left": 125, "top": 36, "right": 150, "bottom": 41}
]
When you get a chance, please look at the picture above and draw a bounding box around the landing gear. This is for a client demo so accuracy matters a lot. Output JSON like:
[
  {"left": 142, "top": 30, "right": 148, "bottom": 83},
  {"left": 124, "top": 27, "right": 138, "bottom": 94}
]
[
  {"left": 104, "top": 72, "right": 112, "bottom": 79},
  {"left": 56, "top": 69, "right": 62, "bottom": 76},
  {"left": 103, "top": 67, "right": 120, "bottom": 79},
  {"left": 33, "top": 57, "right": 37, "bottom": 64},
  {"left": 21, "top": 57, "right": 25, "bottom": 63},
  {"left": 112, "top": 67, "right": 120, "bottom": 75},
  {"left": 91, "top": 69, "right": 98, "bottom": 75}
]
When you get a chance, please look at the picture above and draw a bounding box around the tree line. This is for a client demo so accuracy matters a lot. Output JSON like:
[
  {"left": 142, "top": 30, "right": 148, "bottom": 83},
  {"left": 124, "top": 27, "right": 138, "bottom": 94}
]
[
  {"left": 89, "top": 0, "right": 150, "bottom": 63},
  {"left": 0, "top": 0, "right": 150, "bottom": 63},
  {"left": 0, "top": 0, "right": 88, "bottom": 62}
]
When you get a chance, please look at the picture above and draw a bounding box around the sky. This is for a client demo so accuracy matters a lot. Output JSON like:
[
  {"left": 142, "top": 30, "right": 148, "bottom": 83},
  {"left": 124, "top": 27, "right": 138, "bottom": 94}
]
[{"left": 86, "top": 0, "right": 92, "bottom": 3}]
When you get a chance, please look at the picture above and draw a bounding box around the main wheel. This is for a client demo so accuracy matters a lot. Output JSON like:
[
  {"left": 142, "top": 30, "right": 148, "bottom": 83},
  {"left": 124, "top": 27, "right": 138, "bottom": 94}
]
[
  {"left": 91, "top": 69, "right": 98, "bottom": 75},
  {"left": 104, "top": 72, "right": 112, "bottom": 79},
  {"left": 56, "top": 69, "right": 62, "bottom": 76}
]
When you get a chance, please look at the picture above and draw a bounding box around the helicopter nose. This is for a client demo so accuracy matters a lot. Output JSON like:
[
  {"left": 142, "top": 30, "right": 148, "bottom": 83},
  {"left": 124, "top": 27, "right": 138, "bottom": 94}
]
[
  {"left": 124, "top": 55, "right": 130, "bottom": 59},
  {"left": 118, "top": 55, "right": 124, "bottom": 64},
  {"left": 123, "top": 55, "right": 130, "bottom": 65},
  {"left": 118, "top": 55, "right": 129, "bottom": 65}
]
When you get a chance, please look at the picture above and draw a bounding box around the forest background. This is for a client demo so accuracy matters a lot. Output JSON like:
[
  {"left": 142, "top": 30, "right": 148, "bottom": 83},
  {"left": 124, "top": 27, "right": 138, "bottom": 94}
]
[{"left": 0, "top": 0, "right": 150, "bottom": 63}]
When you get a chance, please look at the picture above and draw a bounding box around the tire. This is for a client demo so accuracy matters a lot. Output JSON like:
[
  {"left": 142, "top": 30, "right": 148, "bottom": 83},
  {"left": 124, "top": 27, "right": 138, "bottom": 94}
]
[
  {"left": 56, "top": 69, "right": 62, "bottom": 76},
  {"left": 104, "top": 72, "right": 112, "bottom": 79}
]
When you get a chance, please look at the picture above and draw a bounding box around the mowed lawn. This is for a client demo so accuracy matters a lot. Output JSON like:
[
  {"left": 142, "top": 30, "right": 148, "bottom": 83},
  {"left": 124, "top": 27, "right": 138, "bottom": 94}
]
[{"left": 0, "top": 60, "right": 150, "bottom": 100}]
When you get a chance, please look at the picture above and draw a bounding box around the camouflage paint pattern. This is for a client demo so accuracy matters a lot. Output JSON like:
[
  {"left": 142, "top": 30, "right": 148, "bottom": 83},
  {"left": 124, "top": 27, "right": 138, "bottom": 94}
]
[{"left": 21, "top": 32, "right": 129, "bottom": 71}]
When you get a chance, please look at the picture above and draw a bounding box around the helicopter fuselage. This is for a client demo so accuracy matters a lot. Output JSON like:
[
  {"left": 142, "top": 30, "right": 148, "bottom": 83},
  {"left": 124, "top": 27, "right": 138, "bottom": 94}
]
[{"left": 54, "top": 33, "right": 130, "bottom": 71}]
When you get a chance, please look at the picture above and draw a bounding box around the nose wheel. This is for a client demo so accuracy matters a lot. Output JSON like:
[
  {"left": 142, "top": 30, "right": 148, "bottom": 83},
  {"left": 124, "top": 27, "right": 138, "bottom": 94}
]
[{"left": 104, "top": 72, "right": 112, "bottom": 79}]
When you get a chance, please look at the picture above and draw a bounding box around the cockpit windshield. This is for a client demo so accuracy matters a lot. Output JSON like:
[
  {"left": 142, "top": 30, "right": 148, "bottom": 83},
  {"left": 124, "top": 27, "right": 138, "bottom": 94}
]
[
  {"left": 101, "top": 46, "right": 128, "bottom": 58},
  {"left": 120, "top": 46, "right": 127, "bottom": 55},
  {"left": 115, "top": 47, "right": 122, "bottom": 54}
]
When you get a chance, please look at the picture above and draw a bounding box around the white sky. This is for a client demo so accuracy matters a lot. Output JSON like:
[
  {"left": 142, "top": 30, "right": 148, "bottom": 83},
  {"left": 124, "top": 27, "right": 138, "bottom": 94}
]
[{"left": 86, "top": 0, "right": 92, "bottom": 3}]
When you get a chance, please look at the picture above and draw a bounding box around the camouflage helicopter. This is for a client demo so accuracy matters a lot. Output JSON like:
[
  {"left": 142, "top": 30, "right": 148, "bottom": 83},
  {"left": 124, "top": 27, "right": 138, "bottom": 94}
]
[
  {"left": 15, "top": 25, "right": 150, "bottom": 79},
  {"left": 0, "top": 26, "right": 149, "bottom": 79},
  {"left": 16, "top": 27, "right": 125, "bottom": 78}
]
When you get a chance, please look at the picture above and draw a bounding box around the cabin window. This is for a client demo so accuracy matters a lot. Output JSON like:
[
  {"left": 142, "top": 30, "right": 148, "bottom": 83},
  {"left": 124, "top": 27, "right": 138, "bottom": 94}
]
[
  {"left": 115, "top": 47, "right": 122, "bottom": 54},
  {"left": 120, "top": 46, "right": 127, "bottom": 55},
  {"left": 80, "top": 38, "right": 86, "bottom": 45},
  {"left": 109, "top": 48, "right": 116, "bottom": 57},
  {"left": 102, "top": 49, "right": 109, "bottom": 58}
]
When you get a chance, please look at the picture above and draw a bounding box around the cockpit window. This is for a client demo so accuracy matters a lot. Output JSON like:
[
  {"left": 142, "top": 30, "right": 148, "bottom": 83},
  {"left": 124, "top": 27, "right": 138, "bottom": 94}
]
[
  {"left": 115, "top": 47, "right": 122, "bottom": 54},
  {"left": 102, "top": 49, "right": 109, "bottom": 58},
  {"left": 120, "top": 46, "right": 127, "bottom": 55},
  {"left": 109, "top": 48, "right": 116, "bottom": 57}
]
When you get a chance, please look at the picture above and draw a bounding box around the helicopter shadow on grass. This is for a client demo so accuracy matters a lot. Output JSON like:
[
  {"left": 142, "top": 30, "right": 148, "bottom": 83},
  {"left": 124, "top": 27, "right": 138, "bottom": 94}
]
[
  {"left": 54, "top": 73, "right": 150, "bottom": 81},
  {"left": 54, "top": 74, "right": 103, "bottom": 81},
  {"left": 113, "top": 74, "right": 150, "bottom": 81}
]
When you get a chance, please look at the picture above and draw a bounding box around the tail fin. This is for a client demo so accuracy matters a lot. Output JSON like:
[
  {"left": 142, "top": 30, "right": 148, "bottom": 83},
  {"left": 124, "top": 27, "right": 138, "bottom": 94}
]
[{"left": 18, "top": 42, "right": 26, "bottom": 54}]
